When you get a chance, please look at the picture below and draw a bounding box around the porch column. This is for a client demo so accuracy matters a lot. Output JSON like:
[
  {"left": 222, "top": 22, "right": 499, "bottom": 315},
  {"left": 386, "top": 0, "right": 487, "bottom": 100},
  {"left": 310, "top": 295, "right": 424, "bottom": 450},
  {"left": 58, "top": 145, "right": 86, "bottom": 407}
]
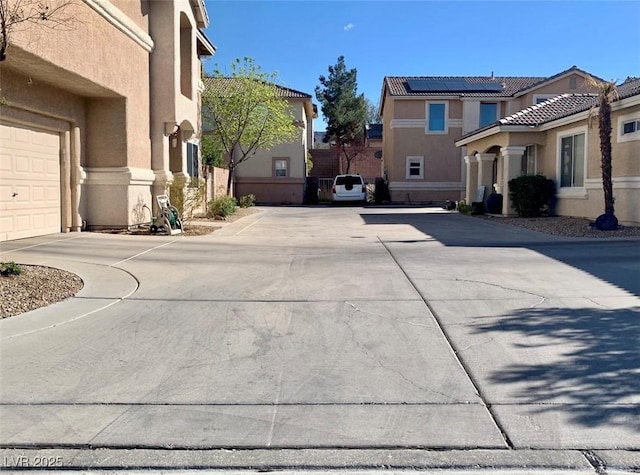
[
  {"left": 476, "top": 153, "right": 496, "bottom": 202},
  {"left": 500, "top": 146, "right": 527, "bottom": 215},
  {"left": 71, "top": 125, "right": 82, "bottom": 232},
  {"left": 464, "top": 155, "right": 478, "bottom": 203},
  {"left": 60, "top": 130, "right": 72, "bottom": 233}
]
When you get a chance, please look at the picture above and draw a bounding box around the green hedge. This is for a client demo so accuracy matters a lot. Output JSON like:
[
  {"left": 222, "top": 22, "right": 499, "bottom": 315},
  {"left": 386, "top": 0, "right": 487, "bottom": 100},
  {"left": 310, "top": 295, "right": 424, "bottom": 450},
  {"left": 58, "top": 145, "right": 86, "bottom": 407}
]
[{"left": 508, "top": 175, "right": 555, "bottom": 218}]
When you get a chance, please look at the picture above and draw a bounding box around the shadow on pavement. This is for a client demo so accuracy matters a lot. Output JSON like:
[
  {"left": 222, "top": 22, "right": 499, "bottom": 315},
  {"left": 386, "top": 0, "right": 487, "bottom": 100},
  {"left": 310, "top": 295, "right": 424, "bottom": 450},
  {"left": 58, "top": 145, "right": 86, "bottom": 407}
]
[
  {"left": 360, "top": 210, "right": 640, "bottom": 296},
  {"left": 474, "top": 306, "right": 640, "bottom": 429}
]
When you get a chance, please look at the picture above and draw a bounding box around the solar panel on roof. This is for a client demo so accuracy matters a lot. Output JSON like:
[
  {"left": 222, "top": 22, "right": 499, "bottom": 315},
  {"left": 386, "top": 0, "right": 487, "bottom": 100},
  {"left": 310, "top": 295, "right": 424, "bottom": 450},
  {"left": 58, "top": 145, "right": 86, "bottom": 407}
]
[{"left": 406, "top": 79, "right": 503, "bottom": 93}]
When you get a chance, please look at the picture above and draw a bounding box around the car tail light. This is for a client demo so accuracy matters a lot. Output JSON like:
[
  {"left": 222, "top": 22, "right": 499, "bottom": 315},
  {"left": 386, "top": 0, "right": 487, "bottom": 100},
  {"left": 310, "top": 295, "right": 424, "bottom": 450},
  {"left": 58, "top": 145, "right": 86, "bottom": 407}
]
[
  {"left": 361, "top": 185, "right": 366, "bottom": 193},
  {"left": 332, "top": 186, "right": 336, "bottom": 193}
]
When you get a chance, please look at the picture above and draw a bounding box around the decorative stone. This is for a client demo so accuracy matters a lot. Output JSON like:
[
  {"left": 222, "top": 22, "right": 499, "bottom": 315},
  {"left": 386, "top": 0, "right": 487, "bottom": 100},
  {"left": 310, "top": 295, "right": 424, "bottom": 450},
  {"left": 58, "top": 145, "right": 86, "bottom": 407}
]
[{"left": 594, "top": 213, "right": 619, "bottom": 231}]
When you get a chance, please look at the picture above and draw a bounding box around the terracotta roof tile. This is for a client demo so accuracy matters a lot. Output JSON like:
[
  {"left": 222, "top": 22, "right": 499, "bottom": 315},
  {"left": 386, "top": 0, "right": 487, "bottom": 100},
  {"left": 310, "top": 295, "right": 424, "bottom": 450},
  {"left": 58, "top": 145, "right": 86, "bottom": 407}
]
[
  {"left": 458, "top": 78, "right": 640, "bottom": 141},
  {"left": 384, "top": 75, "right": 546, "bottom": 97},
  {"left": 203, "top": 77, "right": 311, "bottom": 99}
]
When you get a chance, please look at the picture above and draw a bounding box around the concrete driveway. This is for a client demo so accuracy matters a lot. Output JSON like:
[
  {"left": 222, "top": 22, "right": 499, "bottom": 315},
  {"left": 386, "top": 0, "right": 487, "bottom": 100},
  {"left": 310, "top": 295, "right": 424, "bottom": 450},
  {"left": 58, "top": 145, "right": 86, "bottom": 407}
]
[{"left": 0, "top": 206, "right": 638, "bottom": 472}]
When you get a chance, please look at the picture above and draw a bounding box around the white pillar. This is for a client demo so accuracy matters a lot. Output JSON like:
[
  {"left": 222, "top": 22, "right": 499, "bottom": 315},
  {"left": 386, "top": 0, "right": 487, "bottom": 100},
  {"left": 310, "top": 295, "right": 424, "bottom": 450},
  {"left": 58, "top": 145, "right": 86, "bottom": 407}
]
[
  {"left": 500, "top": 146, "right": 527, "bottom": 215},
  {"left": 464, "top": 155, "right": 478, "bottom": 203},
  {"left": 71, "top": 126, "right": 82, "bottom": 232},
  {"left": 476, "top": 153, "right": 496, "bottom": 202},
  {"left": 60, "top": 130, "right": 72, "bottom": 233}
]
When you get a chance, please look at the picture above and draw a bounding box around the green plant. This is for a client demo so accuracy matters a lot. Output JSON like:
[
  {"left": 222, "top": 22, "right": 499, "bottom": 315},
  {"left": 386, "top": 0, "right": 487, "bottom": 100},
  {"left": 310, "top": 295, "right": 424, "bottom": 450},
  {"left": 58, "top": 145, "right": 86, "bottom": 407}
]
[
  {"left": 456, "top": 200, "right": 474, "bottom": 215},
  {"left": 238, "top": 194, "right": 255, "bottom": 208},
  {"left": 207, "top": 195, "right": 237, "bottom": 218},
  {"left": 1, "top": 261, "right": 22, "bottom": 276},
  {"left": 508, "top": 174, "right": 555, "bottom": 218}
]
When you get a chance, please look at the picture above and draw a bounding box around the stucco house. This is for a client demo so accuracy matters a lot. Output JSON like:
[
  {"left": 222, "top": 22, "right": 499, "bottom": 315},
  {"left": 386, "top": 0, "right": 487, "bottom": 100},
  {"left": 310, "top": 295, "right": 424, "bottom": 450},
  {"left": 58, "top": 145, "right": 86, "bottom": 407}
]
[
  {"left": 379, "top": 66, "right": 601, "bottom": 204},
  {"left": 455, "top": 77, "right": 640, "bottom": 225},
  {"left": 0, "top": 0, "right": 214, "bottom": 241},
  {"left": 203, "top": 80, "right": 316, "bottom": 204}
]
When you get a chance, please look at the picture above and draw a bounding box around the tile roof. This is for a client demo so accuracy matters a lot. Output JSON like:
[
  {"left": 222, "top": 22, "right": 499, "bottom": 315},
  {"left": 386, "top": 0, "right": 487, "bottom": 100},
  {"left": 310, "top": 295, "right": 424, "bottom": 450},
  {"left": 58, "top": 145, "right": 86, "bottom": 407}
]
[
  {"left": 384, "top": 66, "right": 605, "bottom": 99},
  {"left": 458, "top": 77, "right": 640, "bottom": 141},
  {"left": 203, "top": 77, "right": 311, "bottom": 99},
  {"left": 384, "top": 75, "right": 546, "bottom": 98}
]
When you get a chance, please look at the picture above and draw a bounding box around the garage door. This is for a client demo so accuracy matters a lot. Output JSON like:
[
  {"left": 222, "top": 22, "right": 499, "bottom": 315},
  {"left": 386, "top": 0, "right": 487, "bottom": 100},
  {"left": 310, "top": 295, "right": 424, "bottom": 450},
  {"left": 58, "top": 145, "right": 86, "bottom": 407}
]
[{"left": 0, "top": 122, "right": 61, "bottom": 241}]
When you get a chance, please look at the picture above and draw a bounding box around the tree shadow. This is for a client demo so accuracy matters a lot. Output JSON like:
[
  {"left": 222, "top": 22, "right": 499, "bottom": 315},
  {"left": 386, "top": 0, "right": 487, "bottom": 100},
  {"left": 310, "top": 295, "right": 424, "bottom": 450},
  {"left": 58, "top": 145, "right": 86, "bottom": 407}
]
[
  {"left": 474, "top": 306, "right": 640, "bottom": 429},
  {"left": 360, "top": 210, "right": 640, "bottom": 296}
]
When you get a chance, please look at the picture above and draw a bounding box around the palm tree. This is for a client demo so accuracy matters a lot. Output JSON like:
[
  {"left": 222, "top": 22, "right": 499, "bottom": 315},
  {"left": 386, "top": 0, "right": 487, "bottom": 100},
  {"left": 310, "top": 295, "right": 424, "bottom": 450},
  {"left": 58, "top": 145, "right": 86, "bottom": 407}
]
[{"left": 587, "top": 76, "right": 619, "bottom": 230}]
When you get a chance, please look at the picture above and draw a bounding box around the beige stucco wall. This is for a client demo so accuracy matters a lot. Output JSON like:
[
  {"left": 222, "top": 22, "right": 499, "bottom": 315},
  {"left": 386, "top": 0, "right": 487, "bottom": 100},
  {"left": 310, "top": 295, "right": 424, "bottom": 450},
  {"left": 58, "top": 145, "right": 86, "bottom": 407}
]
[
  {"left": 508, "top": 74, "right": 600, "bottom": 114},
  {"left": 2, "top": 0, "right": 209, "bottom": 232},
  {"left": 233, "top": 99, "right": 312, "bottom": 204},
  {"left": 462, "top": 103, "right": 640, "bottom": 224}
]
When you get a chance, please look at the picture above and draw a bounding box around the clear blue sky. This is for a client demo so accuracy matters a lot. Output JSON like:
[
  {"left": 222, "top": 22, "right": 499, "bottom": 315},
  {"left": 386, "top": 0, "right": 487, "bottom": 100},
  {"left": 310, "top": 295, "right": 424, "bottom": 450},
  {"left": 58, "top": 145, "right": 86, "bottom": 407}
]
[{"left": 202, "top": 0, "right": 640, "bottom": 131}]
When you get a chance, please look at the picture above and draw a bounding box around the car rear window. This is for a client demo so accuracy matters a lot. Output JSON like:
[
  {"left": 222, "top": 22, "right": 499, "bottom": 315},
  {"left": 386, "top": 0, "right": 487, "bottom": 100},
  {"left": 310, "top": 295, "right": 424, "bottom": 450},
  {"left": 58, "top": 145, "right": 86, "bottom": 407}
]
[{"left": 335, "top": 176, "right": 363, "bottom": 186}]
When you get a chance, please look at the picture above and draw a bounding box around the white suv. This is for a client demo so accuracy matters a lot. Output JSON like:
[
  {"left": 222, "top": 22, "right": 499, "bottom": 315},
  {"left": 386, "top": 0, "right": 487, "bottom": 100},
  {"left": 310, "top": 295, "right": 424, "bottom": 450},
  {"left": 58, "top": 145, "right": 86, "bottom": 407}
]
[{"left": 332, "top": 174, "right": 366, "bottom": 203}]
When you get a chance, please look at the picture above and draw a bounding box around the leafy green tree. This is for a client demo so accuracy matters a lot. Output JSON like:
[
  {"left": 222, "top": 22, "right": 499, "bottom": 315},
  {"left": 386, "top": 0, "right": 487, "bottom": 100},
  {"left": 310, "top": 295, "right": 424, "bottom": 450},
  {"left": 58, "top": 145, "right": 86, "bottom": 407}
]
[
  {"left": 587, "top": 76, "right": 618, "bottom": 230},
  {"left": 202, "top": 58, "right": 298, "bottom": 196},
  {"left": 315, "top": 56, "right": 367, "bottom": 174},
  {"left": 200, "top": 134, "right": 224, "bottom": 168}
]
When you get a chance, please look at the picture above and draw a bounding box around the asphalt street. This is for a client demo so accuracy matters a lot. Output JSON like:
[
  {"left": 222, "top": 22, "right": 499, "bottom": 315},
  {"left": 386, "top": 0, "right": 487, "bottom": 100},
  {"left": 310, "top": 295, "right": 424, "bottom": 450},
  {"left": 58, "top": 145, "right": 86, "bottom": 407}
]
[{"left": 0, "top": 206, "right": 638, "bottom": 473}]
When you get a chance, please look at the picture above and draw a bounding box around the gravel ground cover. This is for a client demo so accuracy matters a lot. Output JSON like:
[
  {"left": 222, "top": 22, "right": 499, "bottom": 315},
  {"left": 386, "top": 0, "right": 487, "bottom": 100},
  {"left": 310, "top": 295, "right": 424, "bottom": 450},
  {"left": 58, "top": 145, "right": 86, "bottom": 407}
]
[
  {"left": 1, "top": 211, "right": 638, "bottom": 319},
  {"left": 476, "top": 215, "right": 640, "bottom": 238},
  {"left": 1, "top": 265, "right": 83, "bottom": 318}
]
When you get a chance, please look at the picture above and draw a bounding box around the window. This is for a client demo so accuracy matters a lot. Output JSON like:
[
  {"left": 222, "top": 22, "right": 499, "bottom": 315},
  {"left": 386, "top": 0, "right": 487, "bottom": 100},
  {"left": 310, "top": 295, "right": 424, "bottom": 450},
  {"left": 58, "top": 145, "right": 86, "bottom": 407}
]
[
  {"left": 560, "top": 133, "right": 585, "bottom": 188},
  {"left": 622, "top": 119, "right": 640, "bottom": 135},
  {"left": 520, "top": 145, "right": 536, "bottom": 176},
  {"left": 406, "top": 156, "right": 424, "bottom": 179},
  {"left": 617, "top": 112, "right": 640, "bottom": 143},
  {"left": 480, "top": 103, "right": 498, "bottom": 127},
  {"left": 569, "top": 77, "right": 577, "bottom": 90},
  {"left": 426, "top": 102, "right": 447, "bottom": 133},
  {"left": 186, "top": 143, "right": 199, "bottom": 178},
  {"left": 273, "top": 158, "right": 288, "bottom": 177},
  {"left": 533, "top": 94, "right": 556, "bottom": 105}
]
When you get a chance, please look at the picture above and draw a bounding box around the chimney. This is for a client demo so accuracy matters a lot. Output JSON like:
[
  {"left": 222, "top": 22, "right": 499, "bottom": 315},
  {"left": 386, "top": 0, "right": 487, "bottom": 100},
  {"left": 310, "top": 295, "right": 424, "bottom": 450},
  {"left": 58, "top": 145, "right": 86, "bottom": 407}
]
[{"left": 491, "top": 71, "right": 495, "bottom": 80}]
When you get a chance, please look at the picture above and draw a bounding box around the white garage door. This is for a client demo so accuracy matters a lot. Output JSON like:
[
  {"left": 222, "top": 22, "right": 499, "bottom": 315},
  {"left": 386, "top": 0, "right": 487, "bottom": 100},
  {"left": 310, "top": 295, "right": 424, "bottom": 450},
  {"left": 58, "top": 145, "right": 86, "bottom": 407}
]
[{"left": 0, "top": 122, "right": 61, "bottom": 241}]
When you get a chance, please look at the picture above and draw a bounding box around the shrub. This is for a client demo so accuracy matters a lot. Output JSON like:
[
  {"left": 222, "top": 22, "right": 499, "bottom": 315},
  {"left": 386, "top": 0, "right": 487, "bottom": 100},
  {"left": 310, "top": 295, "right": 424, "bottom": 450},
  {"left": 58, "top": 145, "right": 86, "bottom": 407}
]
[
  {"left": 207, "top": 195, "right": 237, "bottom": 218},
  {"left": 238, "top": 194, "right": 255, "bottom": 208},
  {"left": 1, "top": 261, "right": 22, "bottom": 276},
  {"left": 456, "top": 200, "right": 474, "bottom": 215},
  {"left": 508, "top": 175, "right": 555, "bottom": 218}
]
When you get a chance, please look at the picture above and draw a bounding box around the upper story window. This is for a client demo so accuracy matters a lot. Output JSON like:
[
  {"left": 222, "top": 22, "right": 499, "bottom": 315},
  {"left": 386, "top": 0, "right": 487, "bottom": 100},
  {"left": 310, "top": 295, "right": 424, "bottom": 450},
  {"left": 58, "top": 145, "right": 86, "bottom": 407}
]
[
  {"left": 426, "top": 102, "right": 447, "bottom": 133},
  {"left": 533, "top": 94, "right": 557, "bottom": 105},
  {"left": 480, "top": 103, "right": 498, "bottom": 127},
  {"left": 559, "top": 130, "right": 586, "bottom": 188},
  {"left": 617, "top": 112, "right": 640, "bottom": 143},
  {"left": 406, "top": 156, "right": 424, "bottom": 179}
]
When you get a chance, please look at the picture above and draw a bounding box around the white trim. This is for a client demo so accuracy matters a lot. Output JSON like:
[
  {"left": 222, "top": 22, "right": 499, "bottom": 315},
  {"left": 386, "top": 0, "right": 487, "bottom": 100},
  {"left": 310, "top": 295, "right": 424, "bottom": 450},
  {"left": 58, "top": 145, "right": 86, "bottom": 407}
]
[
  {"left": 617, "top": 110, "right": 640, "bottom": 143},
  {"left": 556, "top": 189, "right": 588, "bottom": 199},
  {"left": 426, "top": 101, "right": 448, "bottom": 134},
  {"left": 84, "top": 167, "right": 156, "bottom": 186},
  {"left": 405, "top": 156, "right": 424, "bottom": 180},
  {"left": 81, "top": 0, "right": 154, "bottom": 52},
  {"left": 389, "top": 181, "right": 464, "bottom": 190},
  {"left": 556, "top": 125, "right": 588, "bottom": 190},
  {"left": 448, "top": 118, "right": 463, "bottom": 128},
  {"left": 196, "top": 29, "right": 216, "bottom": 56},
  {"left": 585, "top": 177, "right": 640, "bottom": 189},
  {"left": 390, "top": 119, "right": 425, "bottom": 129}
]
